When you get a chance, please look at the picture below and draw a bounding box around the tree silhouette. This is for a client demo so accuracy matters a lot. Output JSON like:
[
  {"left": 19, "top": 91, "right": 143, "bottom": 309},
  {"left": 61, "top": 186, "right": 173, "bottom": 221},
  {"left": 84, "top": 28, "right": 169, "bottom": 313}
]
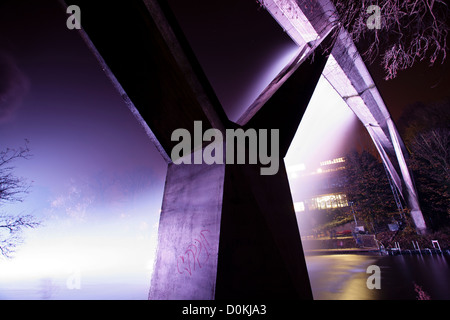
[
  {"left": 398, "top": 99, "right": 450, "bottom": 229},
  {"left": 340, "top": 150, "right": 397, "bottom": 231},
  {"left": 330, "top": 0, "right": 449, "bottom": 79},
  {"left": 0, "top": 141, "right": 40, "bottom": 258},
  {"left": 257, "top": 0, "right": 450, "bottom": 79}
]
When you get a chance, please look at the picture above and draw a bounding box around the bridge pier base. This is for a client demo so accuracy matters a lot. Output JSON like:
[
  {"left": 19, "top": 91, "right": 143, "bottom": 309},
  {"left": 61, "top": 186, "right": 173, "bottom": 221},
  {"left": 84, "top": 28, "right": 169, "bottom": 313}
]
[{"left": 149, "top": 159, "right": 313, "bottom": 300}]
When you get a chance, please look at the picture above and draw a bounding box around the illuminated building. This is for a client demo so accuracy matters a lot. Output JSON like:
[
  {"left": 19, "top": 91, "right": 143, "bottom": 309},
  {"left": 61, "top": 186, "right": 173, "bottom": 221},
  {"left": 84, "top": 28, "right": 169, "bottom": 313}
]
[{"left": 288, "top": 156, "right": 349, "bottom": 213}]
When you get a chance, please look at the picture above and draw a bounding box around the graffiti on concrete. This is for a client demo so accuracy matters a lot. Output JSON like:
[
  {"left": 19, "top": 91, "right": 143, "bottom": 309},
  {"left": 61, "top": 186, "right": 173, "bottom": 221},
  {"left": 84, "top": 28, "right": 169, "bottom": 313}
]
[{"left": 176, "top": 229, "right": 212, "bottom": 276}]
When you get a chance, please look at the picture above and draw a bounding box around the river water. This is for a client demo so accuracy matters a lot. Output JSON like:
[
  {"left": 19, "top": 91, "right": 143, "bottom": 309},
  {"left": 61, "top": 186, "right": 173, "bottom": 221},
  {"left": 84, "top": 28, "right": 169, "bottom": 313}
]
[
  {"left": 305, "top": 253, "right": 450, "bottom": 300},
  {"left": 1, "top": 253, "right": 448, "bottom": 299}
]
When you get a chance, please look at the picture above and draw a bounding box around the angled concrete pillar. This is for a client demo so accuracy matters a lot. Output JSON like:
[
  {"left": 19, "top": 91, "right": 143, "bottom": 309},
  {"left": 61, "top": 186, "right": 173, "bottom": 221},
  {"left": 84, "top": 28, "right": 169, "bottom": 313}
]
[
  {"left": 259, "top": 0, "right": 428, "bottom": 234},
  {"left": 365, "top": 125, "right": 404, "bottom": 199},
  {"left": 366, "top": 122, "right": 427, "bottom": 233},
  {"left": 66, "top": 0, "right": 334, "bottom": 299},
  {"left": 386, "top": 119, "right": 427, "bottom": 233},
  {"left": 149, "top": 161, "right": 225, "bottom": 299}
]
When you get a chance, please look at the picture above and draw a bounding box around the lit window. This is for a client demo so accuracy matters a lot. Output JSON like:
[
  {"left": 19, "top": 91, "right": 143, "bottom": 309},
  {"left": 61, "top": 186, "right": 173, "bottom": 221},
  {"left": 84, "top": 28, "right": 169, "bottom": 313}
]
[
  {"left": 309, "top": 193, "right": 348, "bottom": 210},
  {"left": 320, "top": 157, "right": 346, "bottom": 167},
  {"left": 294, "top": 201, "right": 305, "bottom": 212}
]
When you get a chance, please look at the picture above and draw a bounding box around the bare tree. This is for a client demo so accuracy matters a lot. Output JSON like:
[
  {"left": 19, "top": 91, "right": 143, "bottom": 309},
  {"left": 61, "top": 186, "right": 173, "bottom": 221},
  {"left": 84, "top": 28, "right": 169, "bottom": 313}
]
[
  {"left": 258, "top": 0, "right": 450, "bottom": 79},
  {"left": 0, "top": 141, "right": 40, "bottom": 258},
  {"left": 408, "top": 127, "right": 450, "bottom": 227},
  {"left": 0, "top": 214, "right": 40, "bottom": 258},
  {"left": 331, "top": 0, "right": 449, "bottom": 79},
  {"left": 398, "top": 99, "right": 450, "bottom": 228}
]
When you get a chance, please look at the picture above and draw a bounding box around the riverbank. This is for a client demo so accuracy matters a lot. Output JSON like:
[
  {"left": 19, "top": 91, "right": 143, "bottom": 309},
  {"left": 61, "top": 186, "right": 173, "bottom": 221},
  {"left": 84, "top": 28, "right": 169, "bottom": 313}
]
[
  {"left": 305, "top": 247, "right": 450, "bottom": 256},
  {"left": 375, "top": 226, "right": 450, "bottom": 252},
  {"left": 302, "top": 226, "right": 450, "bottom": 255},
  {"left": 305, "top": 248, "right": 379, "bottom": 255}
]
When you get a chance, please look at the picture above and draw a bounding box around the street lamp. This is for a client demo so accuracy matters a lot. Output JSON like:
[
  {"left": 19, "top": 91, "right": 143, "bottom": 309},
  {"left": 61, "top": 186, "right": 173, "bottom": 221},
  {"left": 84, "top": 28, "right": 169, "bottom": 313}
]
[{"left": 349, "top": 201, "right": 357, "bottom": 226}]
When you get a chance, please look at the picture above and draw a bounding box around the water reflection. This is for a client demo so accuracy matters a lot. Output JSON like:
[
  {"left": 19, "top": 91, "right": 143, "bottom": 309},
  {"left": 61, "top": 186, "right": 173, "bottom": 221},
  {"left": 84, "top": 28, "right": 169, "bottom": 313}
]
[{"left": 305, "top": 253, "right": 450, "bottom": 300}]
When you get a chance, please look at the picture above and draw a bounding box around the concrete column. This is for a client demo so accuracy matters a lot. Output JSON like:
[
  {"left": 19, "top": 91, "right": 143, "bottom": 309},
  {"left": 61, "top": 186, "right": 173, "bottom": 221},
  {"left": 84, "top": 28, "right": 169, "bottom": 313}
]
[
  {"left": 149, "top": 155, "right": 313, "bottom": 299},
  {"left": 216, "top": 161, "right": 312, "bottom": 299},
  {"left": 149, "top": 161, "right": 225, "bottom": 299},
  {"left": 386, "top": 118, "right": 427, "bottom": 233},
  {"left": 149, "top": 31, "right": 334, "bottom": 299},
  {"left": 365, "top": 125, "right": 403, "bottom": 198}
]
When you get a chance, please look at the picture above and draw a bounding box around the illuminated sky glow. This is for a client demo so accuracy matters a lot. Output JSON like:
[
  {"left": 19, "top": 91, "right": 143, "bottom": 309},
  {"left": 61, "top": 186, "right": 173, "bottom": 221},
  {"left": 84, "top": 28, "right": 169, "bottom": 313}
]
[
  {"left": 285, "top": 74, "right": 358, "bottom": 239},
  {"left": 0, "top": 1, "right": 166, "bottom": 299},
  {"left": 285, "top": 75, "right": 358, "bottom": 172}
]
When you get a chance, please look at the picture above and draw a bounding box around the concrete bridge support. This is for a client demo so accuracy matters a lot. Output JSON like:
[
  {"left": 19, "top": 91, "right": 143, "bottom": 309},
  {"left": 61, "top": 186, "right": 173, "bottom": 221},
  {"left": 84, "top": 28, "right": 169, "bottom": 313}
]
[
  {"left": 261, "top": 0, "right": 428, "bottom": 234},
  {"left": 68, "top": 0, "right": 335, "bottom": 298}
]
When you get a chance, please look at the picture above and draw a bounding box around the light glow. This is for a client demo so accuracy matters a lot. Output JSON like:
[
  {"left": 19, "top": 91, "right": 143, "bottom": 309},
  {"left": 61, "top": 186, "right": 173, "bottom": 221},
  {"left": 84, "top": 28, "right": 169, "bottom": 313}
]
[
  {"left": 285, "top": 74, "right": 357, "bottom": 238},
  {"left": 320, "top": 157, "right": 345, "bottom": 166},
  {"left": 236, "top": 45, "right": 300, "bottom": 121},
  {"left": 310, "top": 193, "right": 349, "bottom": 210},
  {"left": 294, "top": 201, "right": 305, "bottom": 212}
]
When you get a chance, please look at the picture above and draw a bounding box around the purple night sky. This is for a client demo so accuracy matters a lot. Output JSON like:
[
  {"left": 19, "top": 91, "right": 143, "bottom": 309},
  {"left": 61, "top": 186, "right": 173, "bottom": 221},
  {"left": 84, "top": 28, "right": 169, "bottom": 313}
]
[{"left": 0, "top": 0, "right": 448, "bottom": 299}]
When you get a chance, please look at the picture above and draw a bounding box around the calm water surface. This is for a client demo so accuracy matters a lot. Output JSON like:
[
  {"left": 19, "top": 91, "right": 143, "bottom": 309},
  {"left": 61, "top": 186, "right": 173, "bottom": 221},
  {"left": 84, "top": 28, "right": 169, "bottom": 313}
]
[{"left": 305, "top": 253, "right": 450, "bottom": 300}]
